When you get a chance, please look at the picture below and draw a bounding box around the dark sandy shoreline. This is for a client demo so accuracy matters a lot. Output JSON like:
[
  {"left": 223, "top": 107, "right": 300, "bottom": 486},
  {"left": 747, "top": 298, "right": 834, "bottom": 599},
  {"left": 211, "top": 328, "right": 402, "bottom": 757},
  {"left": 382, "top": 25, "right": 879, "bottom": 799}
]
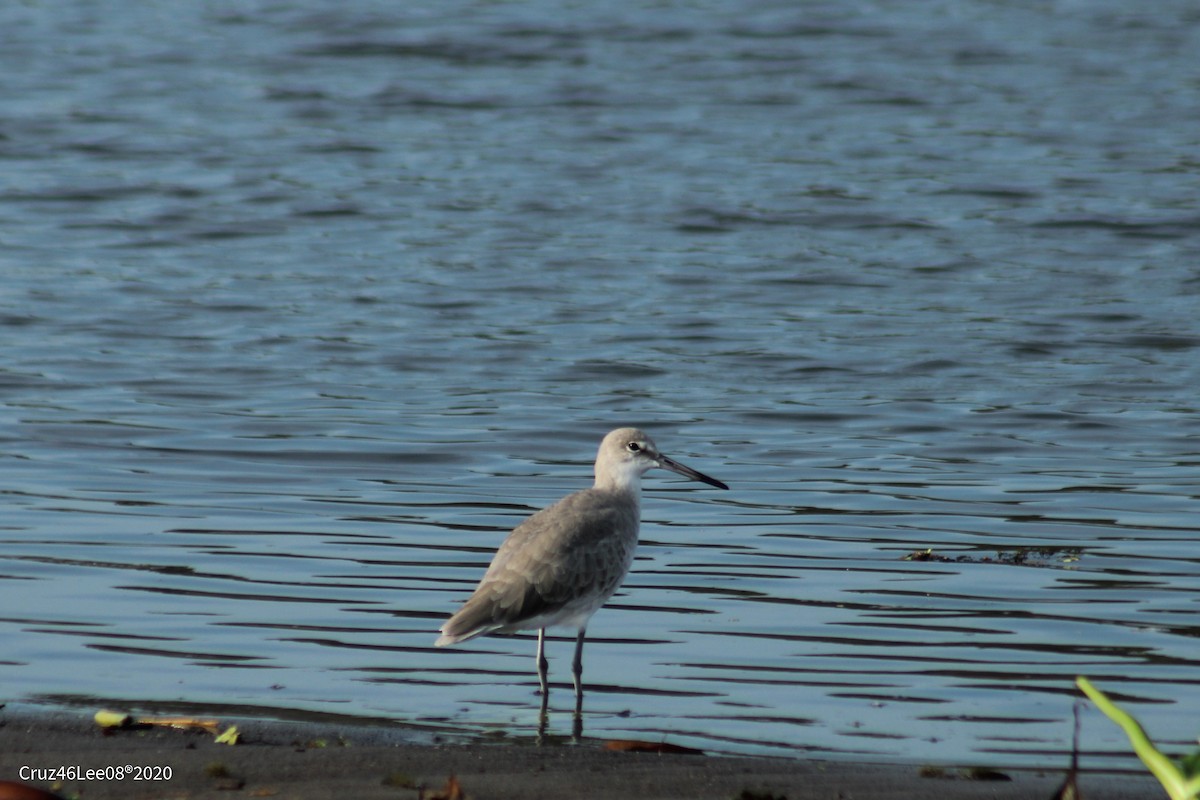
[{"left": 0, "top": 706, "right": 1161, "bottom": 800}]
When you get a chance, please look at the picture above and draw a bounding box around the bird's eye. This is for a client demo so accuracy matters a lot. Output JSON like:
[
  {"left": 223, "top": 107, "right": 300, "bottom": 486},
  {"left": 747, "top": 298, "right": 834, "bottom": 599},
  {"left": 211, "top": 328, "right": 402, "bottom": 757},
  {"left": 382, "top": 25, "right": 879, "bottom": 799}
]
[{"left": 626, "top": 441, "right": 641, "bottom": 452}]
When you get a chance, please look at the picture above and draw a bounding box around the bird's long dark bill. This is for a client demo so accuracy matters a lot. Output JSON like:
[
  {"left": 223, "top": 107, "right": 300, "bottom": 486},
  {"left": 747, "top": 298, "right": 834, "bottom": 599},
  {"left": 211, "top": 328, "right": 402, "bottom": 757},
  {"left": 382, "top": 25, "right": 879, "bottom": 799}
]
[{"left": 659, "top": 454, "right": 729, "bottom": 490}]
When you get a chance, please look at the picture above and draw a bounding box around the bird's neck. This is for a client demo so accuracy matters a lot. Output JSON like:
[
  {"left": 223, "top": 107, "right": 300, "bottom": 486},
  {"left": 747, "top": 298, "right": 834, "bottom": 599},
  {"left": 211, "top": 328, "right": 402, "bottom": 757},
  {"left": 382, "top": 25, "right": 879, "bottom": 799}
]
[{"left": 593, "top": 470, "right": 642, "bottom": 495}]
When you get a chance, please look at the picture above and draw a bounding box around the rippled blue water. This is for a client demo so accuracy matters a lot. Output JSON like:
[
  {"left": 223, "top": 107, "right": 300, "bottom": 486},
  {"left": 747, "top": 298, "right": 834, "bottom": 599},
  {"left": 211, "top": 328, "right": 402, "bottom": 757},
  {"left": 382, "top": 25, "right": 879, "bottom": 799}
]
[{"left": 2, "top": 0, "right": 1199, "bottom": 770}]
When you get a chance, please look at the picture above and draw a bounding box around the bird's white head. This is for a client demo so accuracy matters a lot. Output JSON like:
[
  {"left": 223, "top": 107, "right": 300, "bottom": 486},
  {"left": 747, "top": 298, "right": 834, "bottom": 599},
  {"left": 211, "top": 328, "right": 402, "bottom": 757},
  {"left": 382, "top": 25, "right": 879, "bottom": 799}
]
[{"left": 593, "top": 427, "right": 729, "bottom": 493}]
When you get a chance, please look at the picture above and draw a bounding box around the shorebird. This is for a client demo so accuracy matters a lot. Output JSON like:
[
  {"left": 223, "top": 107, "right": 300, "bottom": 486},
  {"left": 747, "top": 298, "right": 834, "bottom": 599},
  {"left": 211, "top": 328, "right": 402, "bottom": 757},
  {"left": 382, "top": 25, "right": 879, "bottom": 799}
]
[{"left": 435, "top": 427, "right": 728, "bottom": 718}]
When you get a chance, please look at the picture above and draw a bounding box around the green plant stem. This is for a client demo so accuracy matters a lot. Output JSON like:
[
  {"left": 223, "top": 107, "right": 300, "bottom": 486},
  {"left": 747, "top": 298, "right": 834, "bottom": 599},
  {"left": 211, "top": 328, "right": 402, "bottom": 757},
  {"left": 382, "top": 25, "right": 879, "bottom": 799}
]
[{"left": 1076, "top": 676, "right": 1200, "bottom": 800}]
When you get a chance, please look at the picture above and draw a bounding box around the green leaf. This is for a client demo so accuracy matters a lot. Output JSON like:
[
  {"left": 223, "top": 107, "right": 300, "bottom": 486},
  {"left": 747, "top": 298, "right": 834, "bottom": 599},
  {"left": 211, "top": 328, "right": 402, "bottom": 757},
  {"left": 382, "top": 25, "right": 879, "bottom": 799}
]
[{"left": 1076, "top": 677, "right": 1193, "bottom": 800}]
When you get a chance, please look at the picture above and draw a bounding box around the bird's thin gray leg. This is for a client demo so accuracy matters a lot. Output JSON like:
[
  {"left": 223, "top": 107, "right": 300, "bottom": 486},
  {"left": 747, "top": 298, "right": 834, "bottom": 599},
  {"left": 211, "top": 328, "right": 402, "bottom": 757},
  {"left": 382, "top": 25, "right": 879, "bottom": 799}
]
[
  {"left": 536, "top": 628, "right": 549, "bottom": 695},
  {"left": 537, "top": 633, "right": 549, "bottom": 724},
  {"left": 572, "top": 627, "right": 586, "bottom": 718}
]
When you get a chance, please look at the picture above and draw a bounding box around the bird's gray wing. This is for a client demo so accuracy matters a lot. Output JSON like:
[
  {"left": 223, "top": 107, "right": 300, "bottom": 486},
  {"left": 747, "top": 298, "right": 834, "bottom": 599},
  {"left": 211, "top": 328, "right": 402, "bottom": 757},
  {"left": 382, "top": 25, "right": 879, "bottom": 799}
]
[{"left": 440, "top": 489, "right": 638, "bottom": 639}]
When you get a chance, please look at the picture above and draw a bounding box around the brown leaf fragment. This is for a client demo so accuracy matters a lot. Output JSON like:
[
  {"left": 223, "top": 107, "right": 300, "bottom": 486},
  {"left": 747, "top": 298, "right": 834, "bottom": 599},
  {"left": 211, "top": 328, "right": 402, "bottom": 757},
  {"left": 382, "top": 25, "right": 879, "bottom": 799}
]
[
  {"left": 0, "top": 781, "right": 67, "bottom": 800},
  {"left": 137, "top": 715, "right": 222, "bottom": 735},
  {"left": 420, "top": 774, "right": 465, "bottom": 800}
]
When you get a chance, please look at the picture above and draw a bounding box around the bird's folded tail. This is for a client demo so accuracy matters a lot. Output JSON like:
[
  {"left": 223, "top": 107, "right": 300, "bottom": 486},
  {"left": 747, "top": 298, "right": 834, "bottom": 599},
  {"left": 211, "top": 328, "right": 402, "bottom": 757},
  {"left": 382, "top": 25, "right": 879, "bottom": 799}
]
[
  {"left": 437, "top": 581, "right": 554, "bottom": 646},
  {"left": 435, "top": 605, "right": 496, "bottom": 646},
  {"left": 434, "top": 628, "right": 480, "bottom": 647}
]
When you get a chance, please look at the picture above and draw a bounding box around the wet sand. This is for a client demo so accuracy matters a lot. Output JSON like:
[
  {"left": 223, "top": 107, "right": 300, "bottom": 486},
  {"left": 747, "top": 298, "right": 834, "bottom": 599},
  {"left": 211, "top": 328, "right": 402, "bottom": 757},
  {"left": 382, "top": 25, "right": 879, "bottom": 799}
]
[{"left": 0, "top": 708, "right": 1161, "bottom": 799}]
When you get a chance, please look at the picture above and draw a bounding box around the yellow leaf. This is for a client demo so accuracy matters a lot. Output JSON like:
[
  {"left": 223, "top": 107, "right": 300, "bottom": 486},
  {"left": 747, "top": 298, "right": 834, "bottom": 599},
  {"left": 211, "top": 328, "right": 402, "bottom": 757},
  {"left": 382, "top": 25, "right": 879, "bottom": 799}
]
[
  {"left": 94, "top": 710, "right": 132, "bottom": 729},
  {"left": 215, "top": 725, "right": 241, "bottom": 745}
]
